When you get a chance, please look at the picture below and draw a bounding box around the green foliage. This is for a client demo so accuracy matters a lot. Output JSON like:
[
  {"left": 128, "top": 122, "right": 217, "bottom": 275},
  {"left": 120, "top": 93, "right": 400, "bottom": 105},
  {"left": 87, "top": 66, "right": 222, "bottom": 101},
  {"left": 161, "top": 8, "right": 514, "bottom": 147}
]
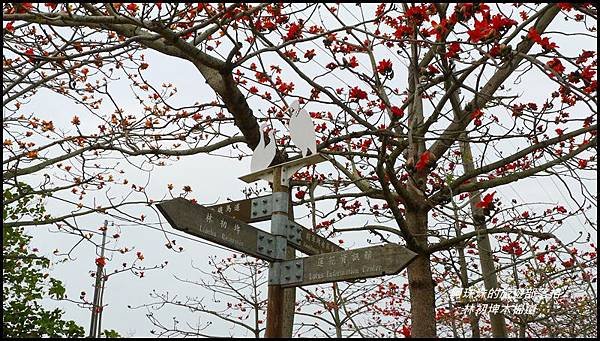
[
  {"left": 2, "top": 183, "right": 85, "bottom": 338},
  {"left": 3, "top": 182, "right": 49, "bottom": 223},
  {"left": 102, "top": 329, "right": 122, "bottom": 338}
]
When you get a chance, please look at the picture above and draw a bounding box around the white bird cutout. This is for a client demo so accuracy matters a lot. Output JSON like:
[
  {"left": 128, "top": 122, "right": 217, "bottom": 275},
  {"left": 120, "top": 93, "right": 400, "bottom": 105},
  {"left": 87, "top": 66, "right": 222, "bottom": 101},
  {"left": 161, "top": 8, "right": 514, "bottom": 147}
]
[
  {"left": 250, "top": 123, "right": 277, "bottom": 172},
  {"left": 288, "top": 100, "right": 317, "bottom": 157}
]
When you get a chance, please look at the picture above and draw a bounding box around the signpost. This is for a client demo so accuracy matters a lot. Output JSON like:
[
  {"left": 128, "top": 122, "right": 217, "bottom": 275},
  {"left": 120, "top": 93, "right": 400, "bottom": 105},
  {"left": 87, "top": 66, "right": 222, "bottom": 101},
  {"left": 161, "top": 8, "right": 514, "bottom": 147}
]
[
  {"left": 156, "top": 197, "right": 285, "bottom": 262},
  {"left": 270, "top": 244, "right": 418, "bottom": 288},
  {"left": 208, "top": 195, "right": 343, "bottom": 256},
  {"left": 155, "top": 102, "right": 420, "bottom": 337},
  {"left": 288, "top": 221, "right": 343, "bottom": 255},
  {"left": 208, "top": 195, "right": 272, "bottom": 223}
]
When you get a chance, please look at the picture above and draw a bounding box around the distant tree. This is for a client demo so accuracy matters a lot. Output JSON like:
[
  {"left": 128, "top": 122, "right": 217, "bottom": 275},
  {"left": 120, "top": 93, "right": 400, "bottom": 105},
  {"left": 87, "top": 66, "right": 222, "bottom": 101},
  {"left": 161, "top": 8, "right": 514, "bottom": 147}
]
[
  {"left": 133, "top": 253, "right": 416, "bottom": 338},
  {"left": 2, "top": 183, "right": 85, "bottom": 338},
  {"left": 131, "top": 254, "right": 268, "bottom": 337}
]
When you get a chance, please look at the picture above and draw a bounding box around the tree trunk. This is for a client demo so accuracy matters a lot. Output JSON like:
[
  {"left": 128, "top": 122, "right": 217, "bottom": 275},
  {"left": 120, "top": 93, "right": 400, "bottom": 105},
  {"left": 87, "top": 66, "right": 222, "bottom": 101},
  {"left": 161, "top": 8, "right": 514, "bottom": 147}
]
[{"left": 405, "top": 209, "right": 437, "bottom": 337}]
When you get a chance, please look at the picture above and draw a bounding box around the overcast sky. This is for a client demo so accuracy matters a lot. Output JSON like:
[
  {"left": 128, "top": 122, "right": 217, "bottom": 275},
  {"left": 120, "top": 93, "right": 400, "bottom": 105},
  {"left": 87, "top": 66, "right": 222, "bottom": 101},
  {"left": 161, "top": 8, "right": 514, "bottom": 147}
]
[{"left": 6, "top": 3, "right": 596, "bottom": 337}]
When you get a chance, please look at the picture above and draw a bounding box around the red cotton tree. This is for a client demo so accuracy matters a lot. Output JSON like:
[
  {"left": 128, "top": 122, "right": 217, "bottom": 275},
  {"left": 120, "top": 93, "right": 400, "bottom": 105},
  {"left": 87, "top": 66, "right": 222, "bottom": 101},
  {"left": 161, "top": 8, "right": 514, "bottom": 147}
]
[{"left": 3, "top": 3, "right": 597, "bottom": 337}]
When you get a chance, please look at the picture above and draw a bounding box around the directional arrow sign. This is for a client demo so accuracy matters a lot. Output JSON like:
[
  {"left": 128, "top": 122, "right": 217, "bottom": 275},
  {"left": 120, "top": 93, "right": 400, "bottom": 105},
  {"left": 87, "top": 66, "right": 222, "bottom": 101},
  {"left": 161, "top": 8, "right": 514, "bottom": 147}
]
[
  {"left": 272, "top": 244, "right": 418, "bottom": 288},
  {"left": 208, "top": 196, "right": 343, "bottom": 256},
  {"left": 156, "top": 198, "right": 283, "bottom": 262},
  {"left": 283, "top": 220, "right": 343, "bottom": 256},
  {"left": 208, "top": 195, "right": 272, "bottom": 224}
]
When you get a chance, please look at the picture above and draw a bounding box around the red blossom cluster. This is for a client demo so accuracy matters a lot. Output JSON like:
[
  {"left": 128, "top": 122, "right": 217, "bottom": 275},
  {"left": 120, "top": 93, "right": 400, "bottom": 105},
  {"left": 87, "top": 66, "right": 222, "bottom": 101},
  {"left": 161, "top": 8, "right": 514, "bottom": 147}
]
[
  {"left": 390, "top": 106, "right": 404, "bottom": 118},
  {"left": 527, "top": 27, "right": 558, "bottom": 51},
  {"left": 415, "top": 151, "right": 433, "bottom": 172},
  {"left": 467, "top": 14, "right": 517, "bottom": 43},
  {"left": 126, "top": 3, "right": 139, "bottom": 13},
  {"left": 476, "top": 191, "right": 496, "bottom": 209},
  {"left": 95, "top": 257, "right": 107, "bottom": 267},
  {"left": 546, "top": 58, "right": 565, "bottom": 75},
  {"left": 376, "top": 59, "right": 393, "bottom": 75},
  {"left": 470, "top": 108, "right": 484, "bottom": 126},
  {"left": 315, "top": 219, "right": 334, "bottom": 229},
  {"left": 445, "top": 42, "right": 461, "bottom": 58},
  {"left": 404, "top": 5, "right": 431, "bottom": 25},
  {"left": 502, "top": 240, "right": 523, "bottom": 256},
  {"left": 304, "top": 49, "right": 316, "bottom": 60},
  {"left": 562, "top": 258, "right": 575, "bottom": 268},
  {"left": 430, "top": 19, "right": 450, "bottom": 41},
  {"left": 349, "top": 86, "right": 368, "bottom": 101},
  {"left": 285, "top": 22, "right": 302, "bottom": 41},
  {"left": 576, "top": 50, "right": 595, "bottom": 64},
  {"left": 347, "top": 56, "right": 359, "bottom": 68},
  {"left": 275, "top": 76, "right": 294, "bottom": 94},
  {"left": 394, "top": 25, "right": 412, "bottom": 39},
  {"left": 400, "top": 325, "right": 411, "bottom": 338}
]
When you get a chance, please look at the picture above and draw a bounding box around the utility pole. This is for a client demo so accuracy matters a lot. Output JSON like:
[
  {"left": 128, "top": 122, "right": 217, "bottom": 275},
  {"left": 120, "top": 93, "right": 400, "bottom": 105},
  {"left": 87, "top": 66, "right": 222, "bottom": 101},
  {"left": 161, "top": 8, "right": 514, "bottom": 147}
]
[
  {"left": 445, "top": 60, "right": 507, "bottom": 336},
  {"left": 89, "top": 220, "right": 108, "bottom": 338},
  {"left": 459, "top": 135, "right": 508, "bottom": 337}
]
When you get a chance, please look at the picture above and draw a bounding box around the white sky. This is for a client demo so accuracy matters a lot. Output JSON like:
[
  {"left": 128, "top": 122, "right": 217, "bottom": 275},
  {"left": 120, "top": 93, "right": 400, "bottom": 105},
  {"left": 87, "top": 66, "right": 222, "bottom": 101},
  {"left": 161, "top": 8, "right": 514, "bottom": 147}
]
[{"left": 4, "top": 3, "right": 596, "bottom": 337}]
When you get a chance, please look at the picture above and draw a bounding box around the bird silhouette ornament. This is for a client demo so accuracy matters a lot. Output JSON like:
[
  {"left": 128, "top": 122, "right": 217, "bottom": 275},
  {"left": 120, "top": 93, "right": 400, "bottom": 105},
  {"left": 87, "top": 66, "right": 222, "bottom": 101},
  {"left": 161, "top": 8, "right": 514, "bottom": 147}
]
[
  {"left": 248, "top": 101, "right": 318, "bottom": 174},
  {"left": 287, "top": 100, "right": 317, "bottom": 157},
  {"left": 250, "top": 123, "right": 277, "bottom": 173}
]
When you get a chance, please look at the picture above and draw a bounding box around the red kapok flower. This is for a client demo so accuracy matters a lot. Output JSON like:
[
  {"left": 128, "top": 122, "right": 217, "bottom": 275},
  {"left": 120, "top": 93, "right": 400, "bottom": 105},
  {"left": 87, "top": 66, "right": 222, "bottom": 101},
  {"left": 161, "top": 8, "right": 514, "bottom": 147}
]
[
  {"left": 471, "top": 108, "right": 484, "bottom": 126},
  {"left": 502, "top": 241, "right": 523, "bottom": 256},
  {"left": 95, "top": 257, "right": 106, "bottom": 267},
  {"left": 5, "top": 22, "right": 15, "bottom": 33},
  {"left": 376, "top": 59, "right": 393, "bottom": 75},
  {"left": 528, "top": 27, "right": 558, "bottom": 51},
  {"left": 415, "top": 151, "right": 432, "bottom": 172},
  {"left": 394, "top": 25, "right": 412, "bottom": 39},
  {"left": 126, "top": 3, "right": 139, "bottom": 12},
  {"left": 546, "top": 58, "right": 565, "bottom": 75},
  {"left": 405, "top": 5, "right": 429, "bottom": 25},
  {"left": 467, "top": 18, "right": 496, "bottom": 43},
  {"left": 347, "top": 56, "right": 359, "bottom": 68},
  {"left": 391, "top": 106, "right": 404, "bottom": 118},
  {"left": 400, "top": 325, "right": 411, "bottom": 338},
  {"left": 476, "top": 191, "right": 496, "bottom": 209},
  {"left": 349, "top": 86, "right": 368, "bottom": 101},
  {"left": 445, "top": 42, "right": 461, "bottom": 58},
  {"left": 16, "top": 3, "right": 34, "bottom": 13},
  {"left": 304, "top": 49, "right": 316, "bottom": 60},
  {"left": 285, "top": 22, "right": 302, "bottom": 41}
]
